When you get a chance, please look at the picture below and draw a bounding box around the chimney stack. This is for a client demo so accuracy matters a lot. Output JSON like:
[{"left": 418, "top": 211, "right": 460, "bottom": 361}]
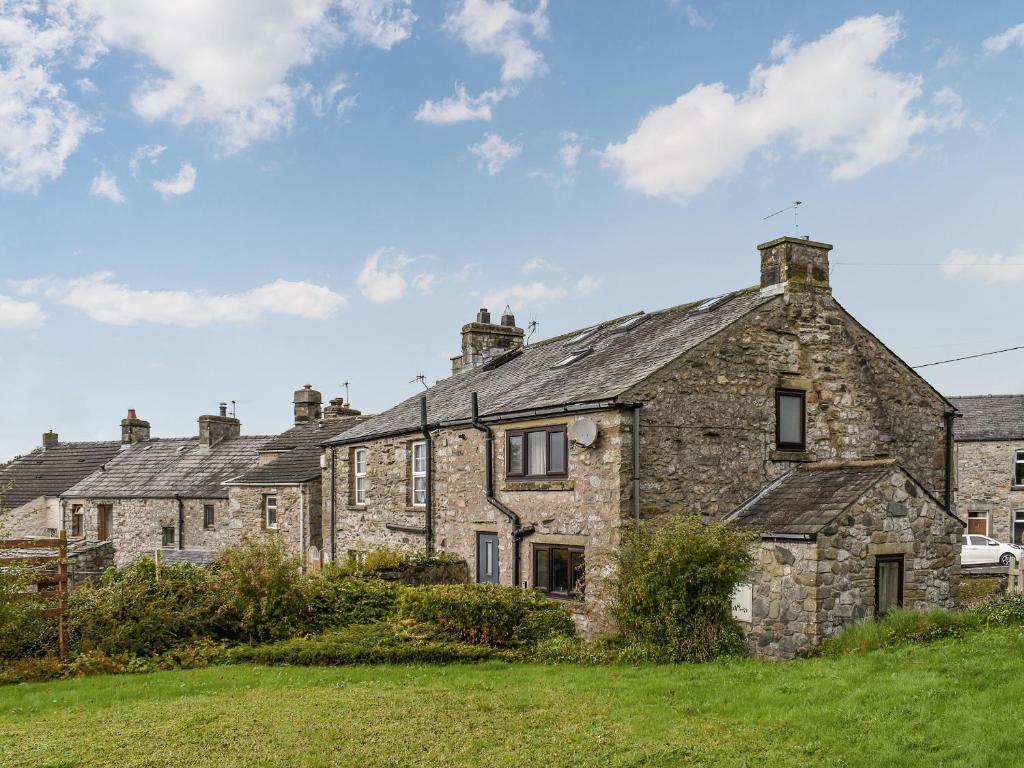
[
  {"left": 758, "top": 236, "right": 832, "bottom": 292},
  {"left": 198, "top": 406, "right": 240, "bottom": 447},
  {"left": 42, "top": 430, "right": 59, "bottom": 450},
  {"left": 451, "top": 306, "right": 525, "bottom": 375},
  {"left": 120, "top": 409, "right": 151, "bottom": 444},
  {"left": 324, "top": 397, "right": 362, "bottom": 420},
  {"left": 293, "top": 384, "right": 323, "bottom": 425}
]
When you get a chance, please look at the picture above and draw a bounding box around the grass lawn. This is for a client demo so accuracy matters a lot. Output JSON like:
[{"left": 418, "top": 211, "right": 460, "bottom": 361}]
[{"left": 2, "top": 628, "right": 1021, "bottom": 768}]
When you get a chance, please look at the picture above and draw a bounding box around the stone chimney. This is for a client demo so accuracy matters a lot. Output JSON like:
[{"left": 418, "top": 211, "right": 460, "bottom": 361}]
[
  {"left": 120, "top": 409, "right": 151, "bottom": 444},
  {"left": 293, "top": 384, "right": 322, "bottom": 425},
  {"left": 323, "top": 397, "right": 361, "bottom": 420},
  {"left": 42, "top": 430, "right": 59, "bottom": 450},
  {"left": 758, "top": 236, "right": 832, "bottom": 292},
  {"left": 451, "top": 306, "right": 525, "bottom": 374},
  {"left": 199, "top": 404, "right": 240, "bottom": 447}
]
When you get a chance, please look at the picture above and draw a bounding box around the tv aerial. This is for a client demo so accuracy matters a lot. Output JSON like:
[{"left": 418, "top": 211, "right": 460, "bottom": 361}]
[{"left": 763, "top": 201, "right": 802, "bottom": 231}]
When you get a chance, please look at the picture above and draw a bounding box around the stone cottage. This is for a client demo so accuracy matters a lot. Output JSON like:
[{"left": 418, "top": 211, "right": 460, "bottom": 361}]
[
  {"left": 225, "top": 386, "right": 365, "bottom": 567},
  {"left": 320, "top": 236, "right": 962, "bottom": 655},
  {"left": 950, "top": 394, "right": 1024, "bottom": 542}
]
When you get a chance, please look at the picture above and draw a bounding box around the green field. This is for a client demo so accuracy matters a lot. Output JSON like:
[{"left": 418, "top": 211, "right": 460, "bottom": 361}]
[{"left": 1, "top": 628, "right": 1019, "bottom": 768}]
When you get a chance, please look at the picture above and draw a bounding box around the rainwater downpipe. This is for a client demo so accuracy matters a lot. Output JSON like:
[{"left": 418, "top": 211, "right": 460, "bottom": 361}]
[
  {"left": 329, "top": 447, "right": 337, "bottom": 562},
  {"left": 420, "top": 396, "right": 434, "bottom": 553},
  {"left": 299, "top": 482, "right": 306, "bottom": 572},
  {"left": 632, "top": 405, "right": 642, "bottom": 526},
  {"left": 944, "top": 411, "right": 957, "bottom": 511},
  {"left": 469, "top": 392, "right": 534, "bottom": 587},
  {"left": 174, "top": 494, "right": 184, "bottom": 551}
]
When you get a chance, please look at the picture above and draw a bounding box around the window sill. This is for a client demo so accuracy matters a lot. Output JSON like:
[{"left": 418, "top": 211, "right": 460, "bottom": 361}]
[
  {"left": 769, "top": 449, "right": 814, "bottom": 463},
  {"left": 538, "top": 591, "right": 585, "bottom": 610},
  {"left": 501, "top": 479, "right": 574, "bottom": 492},
  {"left": 1012, "top": 486, "right": 1024, "bottom": 492},
  {"left": 405, "top": 506, "right": 427, "bottom": 513},
  {"left": 347, "top": 504, "right": 368, "bottom": 511}
]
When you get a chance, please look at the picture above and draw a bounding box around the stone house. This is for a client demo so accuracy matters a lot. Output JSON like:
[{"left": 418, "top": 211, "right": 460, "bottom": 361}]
[
  {"left": 320, "top": 236, "right": 963, "bottom": 656},
  {"left": 224, "top": 386, "right": 365, "bottom": 567},
  {"left": 950, "top": 395, "right": 1024, "bottom": 542}
]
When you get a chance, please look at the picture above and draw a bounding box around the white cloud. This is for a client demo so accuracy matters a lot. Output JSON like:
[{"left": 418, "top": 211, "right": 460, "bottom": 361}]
[
  {"left": 356, "top": 248, "right": 414, "bottom": 302},
  {"left": 603, "top": 15, "right": 962, "bottom": 202},
  {"left": 306, "top": 73, "right": 357, "bottom": 117},
  {"left": 128, "top": 144, "right": 166, "bottom": 175},
  {"left": 89, "top": 169, "right": 124, "bottom": 203},
  {"left": 575, "top": 274, "right": 602, "bottom": 296},
  {"left": 682, "top": 5, "right": 713, "bottom": 29},
  {"left": 415, "top": 83, "right": 511, "bottom": 124},
  {"left": 152, "top": 162, "right": 196, "bottom": 197},
  {"left": 942, "top": 248, "right": 1024, "bottom": 284},
  {"left": 481, "top": 281, "right": 566, "bottom": 309},
  {"left": 0, "top": 294, "right": 46, "bottom": 329},
  {"left": 0, "top": 1, "right": 93, "bottom": 192},
  {"left": 469, "top": 132, "right": 521, "bottom": 175},
  {"left": 936, "top": 44, "right": 961, "bottom": 69},
  {"left": 38, "top": 272, "right": 345, "bottom": 326},
  {"left": 339, "top": 0, "right": 416, "bottom": 50},
  {"left": 76, "top": 77, "right": 98, "bottom": 93},
  {"left": 558, "top": 131, "right": 582, "bottom": 168},
  {"left": 522, "top": 257, "right": 552, "bottom": 272},
  {"left": 443, "top": 0, "right": 549, "bottom": 83},
  {"left": 983, "top": 23, "right": 1024, "bottom": 54}
]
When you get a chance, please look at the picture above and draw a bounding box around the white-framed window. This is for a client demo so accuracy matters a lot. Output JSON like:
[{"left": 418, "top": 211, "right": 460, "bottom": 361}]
[
  {"left": 265, "top": 495, "right": 278, "bottom": 529},
  {"left": 412, "top": 441, "right": 427, "bottom": 507},
  {"left": 1014, "top": 449, "right": 1024, "bottom": 487},
  {"left": 354, "top": 448, "right": 368, "bottom": 505}
]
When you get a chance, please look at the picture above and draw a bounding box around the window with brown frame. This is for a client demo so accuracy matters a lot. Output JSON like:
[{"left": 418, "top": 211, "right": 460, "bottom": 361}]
[
  {"left": 70, "top": 504, "right": 84, "bottom": 537},
  {"left": 533, "top": 543, "right": 584, "bottom": 598},
  {"left": 203, "top": 504, "right": 215, "bottom": 529},
  {"left": 97, "top": 504, "right": 113, "bottom": 541},
  {"left": 506, "top": 425, "right": 568, "bottom": 479},
  {"left": 775, "top": 389, "right": 806, "bottom": 451}
]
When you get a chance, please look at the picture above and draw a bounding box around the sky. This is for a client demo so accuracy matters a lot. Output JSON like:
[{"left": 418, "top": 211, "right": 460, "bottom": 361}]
[{"left": 1, "top": 1, "right": 1023, "bottom": 462}]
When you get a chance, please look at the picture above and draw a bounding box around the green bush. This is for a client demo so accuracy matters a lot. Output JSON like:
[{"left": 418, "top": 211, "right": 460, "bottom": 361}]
[
  {"left": 329, "top": 548, "right": 467, "bottom": 580},
  {"left": 395, "top": 583, "right": 576, "bottom": 648},
  {"left": 612, "top": 516, "right": 755, "bottom": 662},
  {"left": 814, "top": 608, "right": 979, "bottom": 657},
  {"left": 69, "top": 558, "right": 218, "bottom": 656},
  {"left": 305, "top": 574, "right": 402, "bottom": 632}
]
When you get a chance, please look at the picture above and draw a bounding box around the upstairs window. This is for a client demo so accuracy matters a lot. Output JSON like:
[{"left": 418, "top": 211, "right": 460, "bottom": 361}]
[
  {"left": 203, "top": 504, "right": 215, "bottom": 529},
  {"left": 265, "top": 495, "right": 278, "bottom": 530},
  {"left": 1015, "top": 450, "right": 1024, "bottom": 487},
  {"left": 411, "top": 441, "right": 427, "bottom": 507},
  {"left": 507, "top": 426, "right": 568, "bottom": 479},
  {"left": 776, "top": 389, "right": 806, "bottom": 451},
  {"left": 354, "top": 448, "right": 368, "bottom": 505}
]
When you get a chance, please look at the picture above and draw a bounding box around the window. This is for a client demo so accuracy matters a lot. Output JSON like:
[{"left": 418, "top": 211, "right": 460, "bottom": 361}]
[
  {"left": 875, "top": 554, "right": 904, "bottom": 616},
  {"left": 776, "top": 389, "right": 806, "bottom": 451},
  {"left": 506, "top": 426, "right": 568, "bottom": 479},
  {"left": 203, "top": 504, "right": 215, "bottom": 529},
  {"left": 1014, "top": 511, "right": 1024, "bottom": 546},
  {"left": 70, "top": 505, "right": 83, "bottom": 537},
  {"left": 411, "top": 441, "right": 427, "bottom": 507},
  {"left": 161, "top": 526, "right": 175, "bottom": 547},
  {"left": 1015, "top": 450, "right": 1024, "bottom": 487},
  {"left": 610, "top": 313, "right": 648, "bottom": 332},
  {"left": 265, "top": 495, "right": 278, "bottom": 530},
  {"left": 354, "top": 448, "right": 368, "bottom": 505},
  {"left": 533, "top": 544, "right": 584, "bottom": 598},
  {"left": 98, "top": 504, "right": 113, "bottom": 541},
  {"left": 967, "top": 509, "right": 989, "bottom": 535},
  {"left": 552, "top": 348, "right": 593, "bottom": 368}
]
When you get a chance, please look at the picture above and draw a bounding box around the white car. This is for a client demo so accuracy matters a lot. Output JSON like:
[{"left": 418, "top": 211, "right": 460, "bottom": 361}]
[{"left": 961, "top": 534, "right": 1022, "bottom": 566}]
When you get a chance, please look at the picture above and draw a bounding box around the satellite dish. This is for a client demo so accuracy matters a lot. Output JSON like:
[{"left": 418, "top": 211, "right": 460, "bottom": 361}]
[{"left": 569, "top": 418, "right": 598, "bottom": 447}]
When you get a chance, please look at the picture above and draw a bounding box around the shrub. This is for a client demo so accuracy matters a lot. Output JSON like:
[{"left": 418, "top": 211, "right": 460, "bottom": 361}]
[
  {"left": 328, "top": 548, "right": 468, "bottom": 583},
  {"left": 976, "top": 594, "right": 1024, "bottom": 627},
  {"left": 814, "top": 608, "right": 979, "bottom": 657},
  {"left": 69, "top": 558, "right": 218, "bottom": 656},
  {"left": 612, "top": 516, "right": 755, "bottom": 662},
  {"left": 305, "top": 575, "right": 402, "bottom": 632},
  {"left": 395, "top": 583, "right": 576, "bottom": 648}
]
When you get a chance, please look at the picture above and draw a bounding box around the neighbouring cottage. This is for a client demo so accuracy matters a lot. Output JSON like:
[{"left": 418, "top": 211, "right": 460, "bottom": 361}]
[
  {"left": 950, "top": 394, "right": 1024, "bottom": 542},
  {"left": 224, "top": 386, "right": 365, "bottom": 567},
  {"left": 320, "top": 236, "right": 962, "bottom": 657}
]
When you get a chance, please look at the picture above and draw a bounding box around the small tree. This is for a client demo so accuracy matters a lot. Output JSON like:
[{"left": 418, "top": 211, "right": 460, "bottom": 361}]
[{"left": 612, "top": 515, "right": 755, "bottom": 662}]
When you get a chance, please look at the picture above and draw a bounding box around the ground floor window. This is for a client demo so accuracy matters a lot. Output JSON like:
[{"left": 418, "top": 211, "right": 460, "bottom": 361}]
[
  {"left": 161, "top": 526, "right": 175, "bottom": 547},
  {"left": 533, "top": 544, "right": 584, "bottom": 598},
  {"left": 967, "top": 509, "right": 989, "bottom": 535},
  {"left": 875, "top": 554, "right": 904, "bottom": 616},
  {"left": 265, "top": 495, "right": 278, "bottom": 530},
  {"left": 70, "top": 504, "right": 84, "bottom": 537},
  {"left": 1013, "top": 511, "right": 1024, "bottom": 545}
]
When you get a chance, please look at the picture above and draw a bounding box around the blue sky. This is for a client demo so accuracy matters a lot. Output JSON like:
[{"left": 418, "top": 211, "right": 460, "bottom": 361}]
[{"left": 1, "top": 1, "right": 1022, "bottom": 461}]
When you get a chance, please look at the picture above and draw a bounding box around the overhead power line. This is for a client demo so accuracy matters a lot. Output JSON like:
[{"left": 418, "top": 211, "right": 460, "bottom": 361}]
[{"left": 912, "top": 345, "right": 1024, "bottom": 369}]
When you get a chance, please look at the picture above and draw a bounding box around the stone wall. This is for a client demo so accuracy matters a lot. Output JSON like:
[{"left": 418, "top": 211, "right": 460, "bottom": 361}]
[
  {"left": 68, "top": 540, "right": 115, "bottom": 586},
  {"left": 955, "top": 440, "right": 1024, "bottom": 541},
  {"left": 228, "top": 483, "right": 322, "bottom": 558},
  {"left": 743, "top": 467, "right": 961, "bottom": 659},
  {"left": 0, "top": 496, "right": 57, "bottom": 537},
  {"left": 622, "top": 288, "right": 951, "bottom": 523},
  {"left": 323, "top": 409, "right": 631, "bottom": 635}
]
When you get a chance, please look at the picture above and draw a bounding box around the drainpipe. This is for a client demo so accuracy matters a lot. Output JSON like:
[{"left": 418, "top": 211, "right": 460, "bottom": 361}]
[
  {"left": 420, "top": 396, "right": 434, "bottom": 553},
  {"left": 943, "top": 411, "right": 956, "bottom": 511},
  {"left": 329, "top": 447, "right": 337, "bottom": 562},
  {"left": 469, "top": 392, "right": 534, "bottom": 587},
  {"left": 299, "top": 482, "right": 306, "bottom": 572},
  {"left": 631, "top": 405, "right": 642, "bottom": 526},
  {"left": 174, "top": 494, "right": 184, "bottom": 551}
]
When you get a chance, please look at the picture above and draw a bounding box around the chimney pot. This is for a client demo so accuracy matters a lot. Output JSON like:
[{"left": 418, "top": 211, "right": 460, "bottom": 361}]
[
  {"left": 42, "top": 430, "right": 59, "bottom": 450},
  {"left": 127, "top": 409, "right": 137, "bottom": 420},
  {"left": 500, "top": 305, "right": 516, "bottom": 327},
  {"left": 219, "top": 402, "right": 228, "bottom": 417},
  {"left": 476, "top": 308, "right": 491, "bottom": 325}
]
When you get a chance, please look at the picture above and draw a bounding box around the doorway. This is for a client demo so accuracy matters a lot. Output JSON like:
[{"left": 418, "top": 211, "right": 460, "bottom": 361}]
[
  {"left": 875, "top": 554, "right": 904, "bottom": 616},
  {"left": 476, "top": 532, "right": 499, "bottom": 584}
]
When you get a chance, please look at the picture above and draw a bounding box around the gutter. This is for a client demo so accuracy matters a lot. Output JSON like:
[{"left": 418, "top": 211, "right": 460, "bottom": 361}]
[
  {"left": 420, "top": 396, "right": 434, "bottom": 553},
  {"left": 469, "top": 391, "right": 534, "bottom": 587}
]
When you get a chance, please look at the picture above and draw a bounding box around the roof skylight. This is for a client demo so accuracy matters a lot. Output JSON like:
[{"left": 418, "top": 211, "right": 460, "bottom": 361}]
[
  {"left": 552, "top": 347, "right": 594, "bottom": 368},
  {"left": 610, "top": 313, "right": 647, "bottom": 332}
]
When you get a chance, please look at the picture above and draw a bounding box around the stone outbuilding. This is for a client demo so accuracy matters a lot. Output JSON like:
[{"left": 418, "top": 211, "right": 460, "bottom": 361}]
[
  {"left": 321, "top": 235, "right": 962, "bottom": 652},
  {"left": 950, "top": 395, "right": 1024, "bottom": 542},
  {"left": 727, "top": 460, "right": 962, "bottom": 658}
]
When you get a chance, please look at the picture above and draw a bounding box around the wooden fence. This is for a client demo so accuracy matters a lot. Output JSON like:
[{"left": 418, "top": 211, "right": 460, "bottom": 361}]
[{"left": 0, "top": 531, "right": 69, "bottom": 657}]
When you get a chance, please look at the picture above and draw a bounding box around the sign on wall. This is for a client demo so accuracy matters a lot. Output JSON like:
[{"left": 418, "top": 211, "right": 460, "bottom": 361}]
[{"left": 731, "top": 582, "right": 753, "bottom": 623}]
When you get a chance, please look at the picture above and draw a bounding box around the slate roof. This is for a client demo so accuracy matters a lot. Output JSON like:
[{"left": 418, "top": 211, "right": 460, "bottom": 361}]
[
  {"left": 949, "top": 395, "right": 1024, "bottom": 442},
  {"left": 728, "top": 463, "right": 896, "bottom": 536},
  {"left": 0, "top": 441, "right": 123, "bottom": 510},
  {"left": 227, "top": 417, "right": 365, "bottom": 485},
  {"left": 329, "top": 284, "right": 784, "bottom": 445},
  {"left": 63, "top": 436, "right": 271, "bottom": 499}
]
